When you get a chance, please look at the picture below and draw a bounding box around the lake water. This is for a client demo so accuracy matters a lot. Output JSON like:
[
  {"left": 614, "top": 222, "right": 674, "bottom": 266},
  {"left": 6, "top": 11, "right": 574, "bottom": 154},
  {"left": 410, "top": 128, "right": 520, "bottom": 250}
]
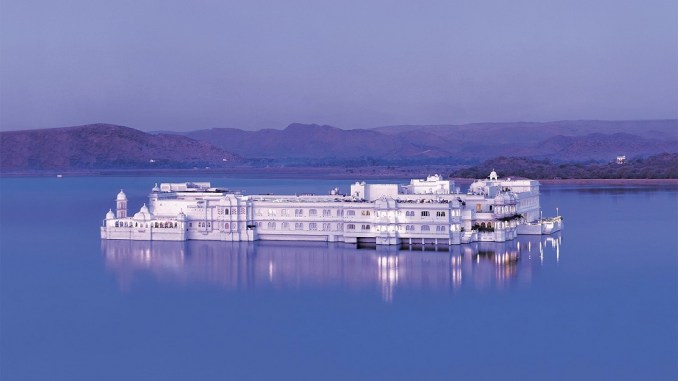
[{"left": 1, "top": 176, "right": 676, "bottom": 380}]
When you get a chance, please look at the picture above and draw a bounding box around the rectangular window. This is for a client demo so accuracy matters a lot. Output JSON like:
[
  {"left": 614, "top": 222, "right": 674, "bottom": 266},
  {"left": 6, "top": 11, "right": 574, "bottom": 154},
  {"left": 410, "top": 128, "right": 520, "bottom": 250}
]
[
  {"left": 347, "top": 224, "right": 355, "bottom": 230},
  {"left": 295, "top": 209, "right": 303, "bottom": 217},
  {"left": 281, "top": 209, "right": 288, "bottom": 216},
  {"left": 295, "top": 222, "right": 304, "bottom": 230},
  {"left": 282, "top": 222, "right": 289, "bottom": 230},
  {"left": 309, "top": 209, "right": 317, "bottom": 216},
  {"left": 347, "top": 210, "right": 355, "bottom": 216},
  {"left": 436, "top": 211, "right": 446, "bottom": 217},
  {"left": 421, "top": 211, "right": 430, "bottom": 217},
  {"left": 323, "top": 209, "right": 331, "bottom": 217},
  {"left": 309, "top": 223, "right": 317, "bottom": 230},
  {"left": 361, "top": 224, "right": 370, "bottom": 230}
]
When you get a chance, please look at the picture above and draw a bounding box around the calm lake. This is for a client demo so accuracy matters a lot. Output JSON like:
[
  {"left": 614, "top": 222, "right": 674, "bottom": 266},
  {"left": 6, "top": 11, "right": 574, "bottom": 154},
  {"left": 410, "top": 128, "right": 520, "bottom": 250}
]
[{"left": 1, "top": 176, "right": 676, "bottom": 380}]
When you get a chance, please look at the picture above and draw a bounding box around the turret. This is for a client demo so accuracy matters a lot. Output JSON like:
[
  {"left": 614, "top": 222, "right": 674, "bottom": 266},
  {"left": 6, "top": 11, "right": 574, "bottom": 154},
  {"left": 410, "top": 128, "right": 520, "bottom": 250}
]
[
  {"left": 489, "top": 169, "right": 498, "bottom": 181},
  {"left": 116, "top": 190, "right": 128, "bottom": 218}
]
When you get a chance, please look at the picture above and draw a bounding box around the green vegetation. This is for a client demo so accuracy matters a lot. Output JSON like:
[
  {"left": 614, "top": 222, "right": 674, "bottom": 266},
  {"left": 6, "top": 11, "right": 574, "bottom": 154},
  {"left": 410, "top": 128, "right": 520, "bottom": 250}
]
[{"left": 450, "top": 153, "right": 678, "bottom": 179}]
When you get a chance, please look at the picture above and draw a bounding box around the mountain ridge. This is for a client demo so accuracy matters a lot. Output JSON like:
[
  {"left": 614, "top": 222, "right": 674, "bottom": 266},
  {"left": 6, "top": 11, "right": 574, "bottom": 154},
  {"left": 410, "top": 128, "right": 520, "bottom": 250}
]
[
  {"left": 0, "top": 123, "right": 239, "bottom": 170},
  {"left": 1, "top": 120, "right": 676, "bottom": 171}
]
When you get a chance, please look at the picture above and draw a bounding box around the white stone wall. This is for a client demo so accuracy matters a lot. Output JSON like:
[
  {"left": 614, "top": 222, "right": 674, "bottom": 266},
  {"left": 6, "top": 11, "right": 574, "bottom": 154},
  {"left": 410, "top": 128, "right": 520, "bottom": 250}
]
[{"left": 101, "top": 178, "right": 545, "bottom": 245}]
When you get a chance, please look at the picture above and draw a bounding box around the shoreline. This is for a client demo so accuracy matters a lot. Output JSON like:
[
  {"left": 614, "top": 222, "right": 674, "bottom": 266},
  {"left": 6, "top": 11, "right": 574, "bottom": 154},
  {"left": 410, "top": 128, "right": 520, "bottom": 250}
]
[{"left": 1, "top": 167, "right": 677, "bottom": 185}]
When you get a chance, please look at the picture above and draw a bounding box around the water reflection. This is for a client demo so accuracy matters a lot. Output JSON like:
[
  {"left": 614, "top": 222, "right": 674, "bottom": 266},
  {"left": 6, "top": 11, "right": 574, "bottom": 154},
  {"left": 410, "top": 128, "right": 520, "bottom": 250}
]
[{"left": 103, "top": 234, "right": 562, "bottom": 302}]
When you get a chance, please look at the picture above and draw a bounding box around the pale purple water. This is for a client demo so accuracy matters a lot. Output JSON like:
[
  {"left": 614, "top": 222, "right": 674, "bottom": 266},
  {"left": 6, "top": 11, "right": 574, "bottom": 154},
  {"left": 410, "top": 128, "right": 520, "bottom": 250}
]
[{"left": 1, "top": 176, "right": 676, "bottom": 380}]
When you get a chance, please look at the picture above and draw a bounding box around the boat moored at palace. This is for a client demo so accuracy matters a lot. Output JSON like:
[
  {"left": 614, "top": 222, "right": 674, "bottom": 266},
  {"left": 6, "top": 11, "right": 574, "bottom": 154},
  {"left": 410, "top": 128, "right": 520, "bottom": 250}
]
[{"left": 100, "top": 172, "right": 562, "bottom": 245}]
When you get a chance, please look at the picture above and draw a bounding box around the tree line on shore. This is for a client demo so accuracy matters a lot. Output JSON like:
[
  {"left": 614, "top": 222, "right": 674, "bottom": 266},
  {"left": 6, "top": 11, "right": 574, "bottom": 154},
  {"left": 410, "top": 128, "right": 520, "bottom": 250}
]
[{"left": 450, "top": 153, "right": 678, "bottom": 179}]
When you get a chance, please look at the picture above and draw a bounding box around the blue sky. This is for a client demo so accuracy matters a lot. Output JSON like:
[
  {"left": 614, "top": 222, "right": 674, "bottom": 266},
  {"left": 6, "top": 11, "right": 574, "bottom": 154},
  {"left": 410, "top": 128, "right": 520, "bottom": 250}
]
[{"left": 1, "top": 0, "right": 676, "bottom": 131}]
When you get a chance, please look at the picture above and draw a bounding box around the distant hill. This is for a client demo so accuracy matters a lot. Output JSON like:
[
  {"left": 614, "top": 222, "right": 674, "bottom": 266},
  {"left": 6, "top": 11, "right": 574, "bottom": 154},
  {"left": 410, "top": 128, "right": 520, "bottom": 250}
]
[
  {"left": 3, "top": 120, "right": 676, "bottom": 172},
  {"left": 450, "top": 153, "right": 678, "bottom": 179},
  {"left": 181, "top": 120, "right": 677, "bottom": 163},
  {"left": 0, "top": 124, "right": 239, "bottom": 171},
  {"left": 518, "top": 133, "right": 678, "bottom": 161},
  {"left": 183, "top": 123, "right": 448, "bottom": 159}
]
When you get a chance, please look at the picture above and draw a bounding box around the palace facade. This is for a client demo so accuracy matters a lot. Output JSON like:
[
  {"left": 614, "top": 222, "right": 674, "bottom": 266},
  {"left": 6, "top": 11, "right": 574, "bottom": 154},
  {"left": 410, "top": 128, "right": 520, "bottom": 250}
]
[{"left": 101, "top": 172, "right": 561, "bottom": 245}]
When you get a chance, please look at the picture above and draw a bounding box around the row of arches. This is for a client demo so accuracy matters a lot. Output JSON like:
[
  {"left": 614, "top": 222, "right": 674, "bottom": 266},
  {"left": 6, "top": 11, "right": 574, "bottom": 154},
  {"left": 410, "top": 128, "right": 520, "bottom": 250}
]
[{"left": 113, "top": 221, "right": 178, "bottom": 228}]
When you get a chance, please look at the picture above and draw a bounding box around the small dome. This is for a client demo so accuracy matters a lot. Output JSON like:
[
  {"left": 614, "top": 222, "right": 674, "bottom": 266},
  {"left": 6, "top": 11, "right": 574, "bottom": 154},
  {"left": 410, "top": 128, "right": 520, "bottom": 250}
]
[
  {"left": 489, "top": 170, "right": 498, "bottom": 181},
  {"left": 116, "top": 189, "right": 127, "bottom": 201},
  {"left": 152, "top": 183, "right": 160, "bottom": 192},
  {"left": 105, "top": 209, "right": 115, "bottom": 219},
  {"left": 133, "top": 204, "right": 151, "bottom": 221},
  {"left": 177, "top": 211, "right": 186, "bottom": 221}
]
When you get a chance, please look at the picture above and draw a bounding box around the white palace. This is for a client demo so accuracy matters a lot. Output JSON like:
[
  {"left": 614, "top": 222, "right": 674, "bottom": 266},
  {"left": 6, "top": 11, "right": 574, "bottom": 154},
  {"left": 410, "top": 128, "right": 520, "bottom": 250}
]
[{"left": 100, "top": 172, "right": 562, "bottom": 245}]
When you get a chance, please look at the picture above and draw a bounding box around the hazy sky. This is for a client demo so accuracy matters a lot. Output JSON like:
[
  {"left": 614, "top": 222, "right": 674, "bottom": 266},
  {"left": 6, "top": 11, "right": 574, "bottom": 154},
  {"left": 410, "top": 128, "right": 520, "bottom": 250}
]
[{"left": 1, "top": 0, "right": 676, "bottom": 132}]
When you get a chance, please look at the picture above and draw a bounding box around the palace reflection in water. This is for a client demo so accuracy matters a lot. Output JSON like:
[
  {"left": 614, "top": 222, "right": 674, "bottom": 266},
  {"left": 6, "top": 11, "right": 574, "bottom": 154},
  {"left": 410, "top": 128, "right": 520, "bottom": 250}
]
[{"left": 102, "top": 233, "right": 562, "bottom": 302}]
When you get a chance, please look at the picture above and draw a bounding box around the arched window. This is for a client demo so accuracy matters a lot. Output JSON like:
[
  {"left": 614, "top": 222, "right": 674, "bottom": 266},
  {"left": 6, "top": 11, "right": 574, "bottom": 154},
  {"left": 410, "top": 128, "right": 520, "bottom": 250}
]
[
  {"left": 421, "top": 225, "right": 430, "bottom": 232},
  {"left": 115, "top": 221, "right": 119, "bottom": 227}
]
